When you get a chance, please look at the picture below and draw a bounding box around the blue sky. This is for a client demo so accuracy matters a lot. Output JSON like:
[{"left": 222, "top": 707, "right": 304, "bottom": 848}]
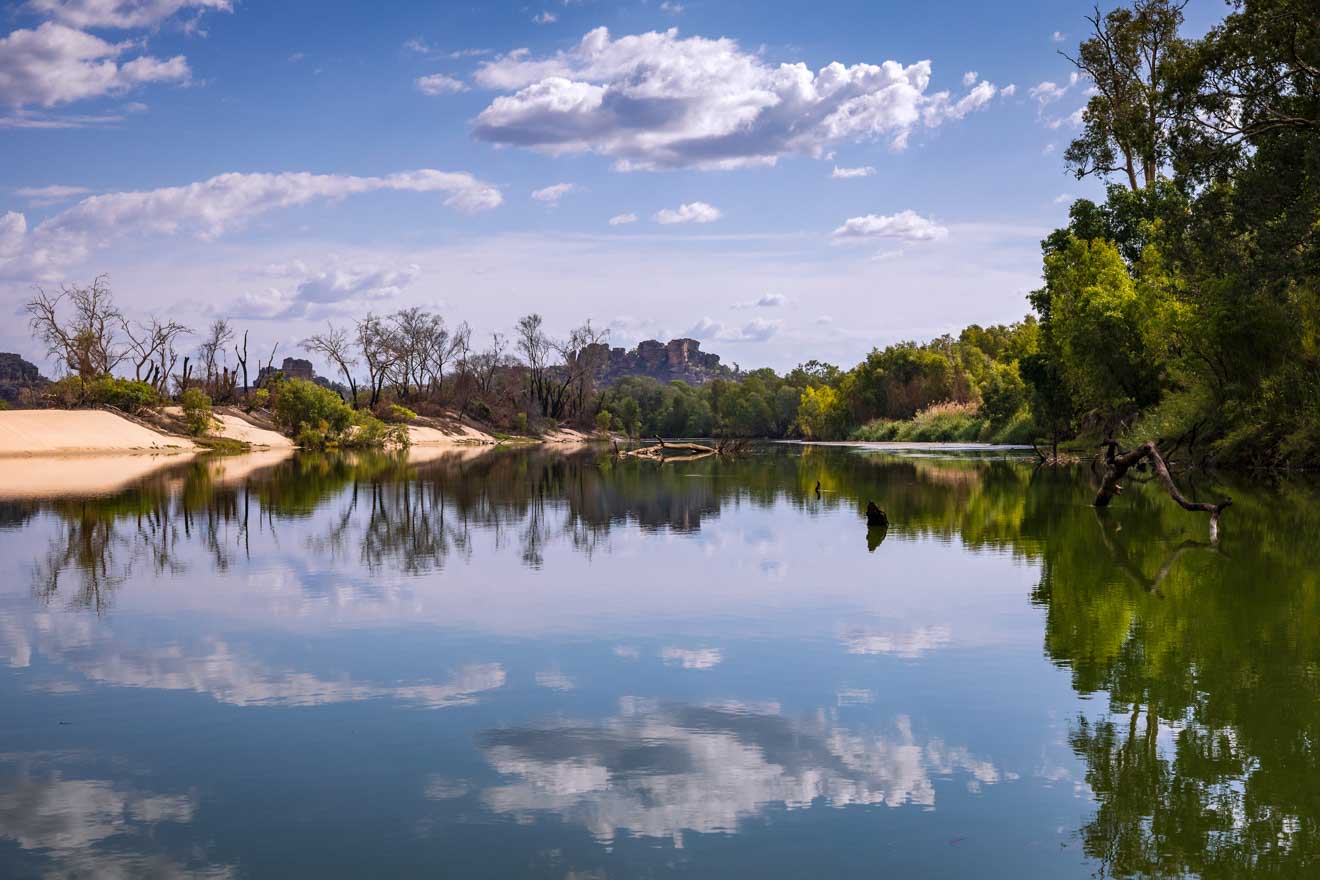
[{"left": 0, "top": 0, "right": 1229, "bottom": 372}]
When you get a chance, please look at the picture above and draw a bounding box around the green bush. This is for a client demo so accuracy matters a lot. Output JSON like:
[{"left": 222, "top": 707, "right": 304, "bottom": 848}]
[
  {"left": 87, "top": 376, "right": 158, "bottom": 413},
  {"left": 180, "top": 388, "right": 214, "bottom": 436},
  {"left": 273, "top": 379, "right": 352, "bottom": 439},
  {"left": 595, "top": 410, "right": 613, "bottom": 434},
  {"left": 514, "top": 412, "right": 528, "bottom": 434},
  {"left": 850, "top": 401, "right": 986, "bottom": 443},
  {"left": 386, "top": 404, "right": 418, "bottom": 424},
  {"left": 247, "top": 387, "right": 270, "bottom": 411}
]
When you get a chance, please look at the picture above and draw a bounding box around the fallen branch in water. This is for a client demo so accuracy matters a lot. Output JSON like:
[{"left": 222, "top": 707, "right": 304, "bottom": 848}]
[
  {"left": 619, "top": 437, "right": 748, "bottom": 462},
  {"left": 1096, "top": 440, "right": 1233, "bottom": 542}
]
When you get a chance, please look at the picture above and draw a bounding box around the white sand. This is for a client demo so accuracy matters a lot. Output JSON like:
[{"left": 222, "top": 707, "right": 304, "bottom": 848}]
[
  {"left": 212, "top": 413, "right": 296, "bottom": 448},
  {"left": 408, "top": 423, "right": 497, "bottom": 445},
  {"left": 0, "top": 410, "right": 197, "bottom": 457}
]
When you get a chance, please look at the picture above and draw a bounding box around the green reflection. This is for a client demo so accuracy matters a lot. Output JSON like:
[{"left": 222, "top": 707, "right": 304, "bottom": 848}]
[{"left": 10, "top": 444, "right": 1320, "bottom": 877}]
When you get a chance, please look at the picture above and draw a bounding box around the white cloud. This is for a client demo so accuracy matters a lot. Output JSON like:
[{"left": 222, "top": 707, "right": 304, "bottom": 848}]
[
  {"left": 1029, "top": 72, "right": 1079, "bottom": 107},
  {"left": 531, "top": 182, "right": 575, "bottom": 205},
  {"left": 608, "top": 212, "right": 638, "bottom": 225},
  {"left": 0, "top": 22, "right": 190, "bottom": 108},
  {"left": 961, "top": 70, "right": 977, "bottom": 87},
  {"left": 26, "top": 0, "right": 232, "bottom": 29},
  {"left": 655, "top": 201, "right": 720, "bottom": 224},
  {"left": 533, "top": 11, "right": 557, "bottom": 24},
  {"left": 871, "top": 248, "right": 905, "bottom": 261},
  {"left": 831, "top": 165, "right": 876, "bottom": 179},
  {"left": 831, "top": 210, "right": 948, "bottom": 243},
  {"left": 1042, "top": 143, "right": 1056, "bottom": 155},
  {"left": 416, "top": 73, "right": 467, "bottom": 95},
  {"left": 1052, "top": 31, "right": 1067, "bottom": 43},
  {"left": 472, "top": 27, "right": 1001, "bottom": 170},
  {"left": 734, "top": 292, "right": 786, "bottom": 308},
  {"left": 659, "top": 0, "right": 684, "bottom": 13},
  {"left": 685, "top": 316, "right": 782, "bottom": 342},
  {"left": 0, "top": 168, "right": 501, "bottom": 280},
  {"left": 1053, "top": 193, "right": 1072, "bottom": 204},
  {"left": 232, "top": 260, "right": 422, "bottom": 320},
  {"left": 14, "top": 184, "right": 92, "bottom": 205},
  {"left": 999, "top": 83, "right": 1016, "bottom": 97}
]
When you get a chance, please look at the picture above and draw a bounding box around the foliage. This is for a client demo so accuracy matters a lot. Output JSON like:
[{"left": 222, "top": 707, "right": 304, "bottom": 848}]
[
  {"left": 180, "top": 388, "right": 214, "bottom": 436},
  {"left": 247, "top": 387, "right": 269, "bottom": 411},
  {"left": 386, "top": 404, "right": 418, "bottom": 423},
  {"left": 594, "top": 410, "right": 613, "bottom": 434},
  {"left": 89, "top": 376, "right": 159, "bottom": 413},
  {"left": 270, "top": 378, "right": 406, "bottom": 448}
]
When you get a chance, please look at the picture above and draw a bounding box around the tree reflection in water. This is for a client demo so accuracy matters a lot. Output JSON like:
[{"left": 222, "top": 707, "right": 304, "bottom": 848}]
[{"left": 10, "top": 444, "right": 1320, "bottom": 876}]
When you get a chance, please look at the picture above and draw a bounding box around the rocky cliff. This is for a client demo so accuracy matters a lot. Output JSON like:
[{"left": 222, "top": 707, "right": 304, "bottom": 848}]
[
  {"left": 586, "top": 338, "right": 731, "bottom": 386},
  {"left": 0, "top": 353, "right": 47, "bottom": 403}
]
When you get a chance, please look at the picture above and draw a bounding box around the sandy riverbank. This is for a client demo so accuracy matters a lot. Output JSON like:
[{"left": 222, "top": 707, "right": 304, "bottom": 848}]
[{"left": 0, "top": 410, "right": 198, "bottom": 457}]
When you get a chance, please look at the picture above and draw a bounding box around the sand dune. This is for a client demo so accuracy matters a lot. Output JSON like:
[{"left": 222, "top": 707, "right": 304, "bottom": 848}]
[
  {"left": 0, "top": 410, "right": 197, "bottom": 457},
  {"left": 212, "top": 413, "right": 295, "bottom": 448}
]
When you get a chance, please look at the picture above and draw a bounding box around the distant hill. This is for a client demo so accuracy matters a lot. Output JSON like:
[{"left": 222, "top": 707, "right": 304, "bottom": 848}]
[{"left": 585, "top": 338, "right": 733, "bottom": 386}]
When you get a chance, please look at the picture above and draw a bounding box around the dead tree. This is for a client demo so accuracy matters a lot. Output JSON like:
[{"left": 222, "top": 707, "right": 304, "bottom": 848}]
[
  {"left": 234, "top": 330, "right": 250, "bottom": 392},
  {"left": 1096, "top": 440, "right": 1232, "bottom": 542}
]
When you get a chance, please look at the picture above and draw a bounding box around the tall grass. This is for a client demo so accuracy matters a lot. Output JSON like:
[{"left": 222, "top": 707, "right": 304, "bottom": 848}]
[{"left": 849, "top": 401, "right": 1034, "bottom": 444}]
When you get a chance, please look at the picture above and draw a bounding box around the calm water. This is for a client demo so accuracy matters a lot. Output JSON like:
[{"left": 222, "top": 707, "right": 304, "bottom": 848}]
[{"left": 1, "top": 444, "right": 1317, "bottom": 878}]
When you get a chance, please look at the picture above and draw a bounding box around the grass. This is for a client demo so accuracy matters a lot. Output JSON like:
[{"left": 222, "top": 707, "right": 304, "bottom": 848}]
[{"left": 849, "top": 401, "right": 1035, "bottom": 445}]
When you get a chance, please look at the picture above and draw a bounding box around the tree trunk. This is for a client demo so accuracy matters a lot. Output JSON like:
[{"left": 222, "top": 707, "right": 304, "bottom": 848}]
[{"left": 1095, "top": 440, "right": 1232, "bottom": 542}]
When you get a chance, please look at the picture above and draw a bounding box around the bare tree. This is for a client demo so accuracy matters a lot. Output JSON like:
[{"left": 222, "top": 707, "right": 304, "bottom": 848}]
[
  {"left": 234, "top": 330, "right": 250, "bottom": 392},
  {"left": 25, "top": 275, "right": 126, "bottom": 379},
  {"left": 515, "top": 315, "right": 608, "bottom": 421},
  {"left": 122, "top": 315, "right": 191, "bottom": 393},
  {"left": 302, "top": 323, "right": 359, "bottom": 406},
  {"left": 356, "top": 313, "right": 399, "bottom": 407}
]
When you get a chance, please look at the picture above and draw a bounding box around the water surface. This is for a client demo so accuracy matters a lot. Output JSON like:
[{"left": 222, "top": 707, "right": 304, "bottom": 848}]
[{"left": 1, "top": 444, "right": 1316, "bottom": 878}]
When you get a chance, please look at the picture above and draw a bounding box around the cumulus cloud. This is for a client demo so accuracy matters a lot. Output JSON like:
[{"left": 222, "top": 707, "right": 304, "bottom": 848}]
[
  {"left": 471, "top": 27, "right": 1001, "bottom": 170},
  {"left": 685, "top": 316, "right": 782, "bottom": 342},
  {"left": 831, "top": 165, "right": 875, "bottom": 179},
  {"left": 532, "top": 11, "right": 557, "bottom": 24},
  {"left": 608, "top": 212, "right": 638, "bottom": 225},
  {"left": 416, "top": 73, "right": 466, "bottom": 95},
  {"left": 654, "top": 201, "right": 720, "bottom": 224},
  {"left": 659, "top": 0, "right": 684, "bottom": 13},
  {"left": 831, "top": 210, "right": 948, "bottom": 243},
  {"left": 1029, "top": 72, "right": 1079, "bottom": 107},
  {"left": 962, "top": 70, "right": 977, "bottom": 86},
  {"left": 0, "top": 168, "right": 501, "bottom": 280},
  {"left": 232, "top": 260, "right": 422, "bottom": 320},
  {"left": 0, "top": 22, "right": 190, "bottom": 108},
  {"left": 1052, "top": 31, "right": 1068, "bottom": 43},
  {"left": 531, "top": 182, "right": 575, "bottom": 205},
  {"left": 26, "top": 0, "right": 232, "bottom": 29},
  {"left": 1000, "top": 83, "right": 1017, "bottom": 97}
]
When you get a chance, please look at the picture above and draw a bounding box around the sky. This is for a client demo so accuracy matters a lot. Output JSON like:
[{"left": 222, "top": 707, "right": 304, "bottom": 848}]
[{"left": 0, "top": 0, "right": 1230, "bottom": 374}]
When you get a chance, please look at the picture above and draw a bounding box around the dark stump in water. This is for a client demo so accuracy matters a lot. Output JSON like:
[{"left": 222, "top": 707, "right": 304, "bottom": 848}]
[{"left": 866, "top": 502, "right": 889, "bottom": 529}]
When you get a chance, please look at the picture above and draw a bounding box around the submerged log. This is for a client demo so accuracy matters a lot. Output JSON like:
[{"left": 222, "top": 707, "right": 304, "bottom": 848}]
[{"left": 1095, "top": 440, "right": 1232, "bottom": 542}]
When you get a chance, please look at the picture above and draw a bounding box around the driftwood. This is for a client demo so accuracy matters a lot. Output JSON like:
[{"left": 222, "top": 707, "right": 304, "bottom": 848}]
[
  {"left": 1096, "top": 440, "right": 1232, "bottom": 542},
  {"left": 619, "top": 437, "right": 749, "bottom": 463}
]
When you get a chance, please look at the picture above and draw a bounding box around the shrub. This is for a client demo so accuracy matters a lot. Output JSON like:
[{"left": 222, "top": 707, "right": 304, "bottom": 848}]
[
  {"left": 850, "top": 401, "right": 985, "bottom": 443},
  {"left": 595, "top": 410, "right": 613, "bottom": 434},
  {"left": 386, "top": 404, "right": 418, "bottom": 424},
  {"left": 180, "top": 388, "right": 214, "bottom": 436},
  {"left": 514, "top": 412, "right": 528, "bottom": 434},
  {"left": 247, "top": 387, "right": 270, "bottom": 411},
  {"left": 46, "top": 376, "right": 87, "bottom": 407},
  {"left": 272, "top": 379, "right": 352, "bottom": 439},
  {"left": 87, "top": 376, "right": 158, "bottom": 413}
]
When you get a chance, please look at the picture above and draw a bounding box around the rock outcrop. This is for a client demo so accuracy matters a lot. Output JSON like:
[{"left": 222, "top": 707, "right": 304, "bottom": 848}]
[
  {"left": 0, "top": 353, "right": 47, "bottom": 403},
  {"left": 586, "top": 338, "right": 731, "bottom": 386}
]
